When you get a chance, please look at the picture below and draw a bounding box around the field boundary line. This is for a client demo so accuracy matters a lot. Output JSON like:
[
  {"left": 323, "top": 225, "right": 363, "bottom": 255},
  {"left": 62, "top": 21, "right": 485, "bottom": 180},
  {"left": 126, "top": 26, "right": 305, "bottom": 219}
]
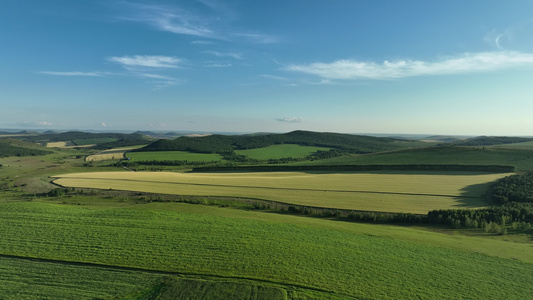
[
  {"left": 53, "top": 176, "right": 479, "bottom": 199},
  {"left": 0, "top": 253, "right": 345, "bottom": 297}
]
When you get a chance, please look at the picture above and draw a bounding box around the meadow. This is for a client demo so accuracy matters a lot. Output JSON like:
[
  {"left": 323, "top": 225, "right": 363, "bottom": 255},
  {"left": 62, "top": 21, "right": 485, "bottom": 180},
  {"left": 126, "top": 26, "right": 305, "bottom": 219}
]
[
  {"left": 0, "top": 200, "right": 531, "bottom": 299},
  {"left": 295, "top": 146, "right": 533, "bottom": 171},
  {"left": 52, "top": 171, "right": 509, "bottom": 214},
  {"left": 126, "top": 151, "right": 223, "bottom": 162},
  {"left": 234, "top": 144, "right": 331, "bottom": 160},
  {"left": 3, "top": 132, "right": 533, "bottom": 299}
]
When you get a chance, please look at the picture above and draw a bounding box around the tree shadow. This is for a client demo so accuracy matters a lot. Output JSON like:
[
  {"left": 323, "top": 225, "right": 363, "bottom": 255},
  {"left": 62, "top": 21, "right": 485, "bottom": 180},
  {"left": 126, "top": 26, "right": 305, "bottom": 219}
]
[{"left": 454, "top": 181, "right": 498, "bottom": 208}]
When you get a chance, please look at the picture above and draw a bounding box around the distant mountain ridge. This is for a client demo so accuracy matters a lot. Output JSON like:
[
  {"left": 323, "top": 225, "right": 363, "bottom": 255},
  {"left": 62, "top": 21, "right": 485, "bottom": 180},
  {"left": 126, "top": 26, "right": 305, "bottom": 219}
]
[{"left": 137, "top": 130, "right": 424, "bottom": 154}]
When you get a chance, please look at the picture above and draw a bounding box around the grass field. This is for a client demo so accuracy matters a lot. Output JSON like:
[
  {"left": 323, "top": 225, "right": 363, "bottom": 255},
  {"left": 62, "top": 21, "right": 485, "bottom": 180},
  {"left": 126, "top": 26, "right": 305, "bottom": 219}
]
[
  {"left": 294, "top": 146, "right": 533, "bottom": 170},
  {"left": 491, "top": 140, "right": 533, "bottom": 149},
  {"left": 234, "top": 144, "right": 331, "bottom": 160},
  {"left": 52, "top": 171, "right": 509, "bottom": 214},
  {"left": 0, "top": 200, "right": 532, "bottom": 299},
  {"left": 126, "top": 151, "right": 223, "bottom": 162}
]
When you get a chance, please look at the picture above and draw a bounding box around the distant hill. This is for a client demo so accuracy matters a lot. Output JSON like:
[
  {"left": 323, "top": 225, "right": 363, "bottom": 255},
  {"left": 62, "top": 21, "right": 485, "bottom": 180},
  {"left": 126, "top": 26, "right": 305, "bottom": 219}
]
[
  {"left": 13, "top": 131, "right": 153, "bottom": 149},
  {"left": 451, "top": 136, "right": 533, "bottom": 146},
  {"left": 138, "top": 130, "right": 427, "bottom": 154},
  {"left": 0, "top": 139, "right": 52, "bottom": 157}
]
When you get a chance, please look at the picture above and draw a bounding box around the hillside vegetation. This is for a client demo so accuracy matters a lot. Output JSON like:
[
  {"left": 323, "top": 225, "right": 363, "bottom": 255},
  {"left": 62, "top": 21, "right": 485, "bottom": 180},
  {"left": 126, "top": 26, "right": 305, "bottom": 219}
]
[
  {"left": 294, "top": 146, "right": 533, "bottom": 171},
  {"left": 0, "top": 139, "right": 52, "bottom": 158},
  {"left": 137, "top": 130, "right": 427, "bottom": 155}
]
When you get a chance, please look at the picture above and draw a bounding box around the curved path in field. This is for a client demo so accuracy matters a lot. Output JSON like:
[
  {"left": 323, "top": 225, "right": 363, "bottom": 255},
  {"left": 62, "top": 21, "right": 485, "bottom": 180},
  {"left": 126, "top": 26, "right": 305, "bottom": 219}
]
[
  {"left": 53, "top": 176, "right": 478, "bottom": 199},
  {"left": 0, "top": 253, "right": 338, "bottom": 296}
]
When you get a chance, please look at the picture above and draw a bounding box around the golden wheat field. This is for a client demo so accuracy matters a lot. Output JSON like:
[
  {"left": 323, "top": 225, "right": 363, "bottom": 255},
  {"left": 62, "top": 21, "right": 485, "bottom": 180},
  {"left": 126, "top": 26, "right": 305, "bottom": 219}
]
[{"left": 52, "top": 171, "right": 510, "bottom": 214}]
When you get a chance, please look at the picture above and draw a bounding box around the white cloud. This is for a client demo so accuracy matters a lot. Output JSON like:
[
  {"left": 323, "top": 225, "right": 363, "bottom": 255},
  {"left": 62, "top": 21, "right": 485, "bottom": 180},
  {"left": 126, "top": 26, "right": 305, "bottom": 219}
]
[
  {"left": 19, "top": 121, "right": 53, "bottom": 127},
  {"left": 151, "top": 80, "right": 183, "bottom": 90},
  {"left": 39, "top": 71, "right": 105, "bottom": 76},
  {"left": 204, "top": 62, "right": 232, "bottom": 68},
  {"left": 108, "top": 55, "right": 181, "bottom": 68},
  {"left": 100, "top": 122, "right": 109, "bottom": 127},
  {"left": 191, "top": 40, "right": 214, "bottom": 45},
  {"left": 276, "top": 117, "right": 304, "bottom": 123},
  {"left": 203, "top": 50, "right": 243, "bottom": 59},
  {"left": 117, "top": 3, "right": 279, "bottom": 44},
  {"left": 234, "top": 33, "right": 280, "bottom": 44},
  {"left": 118, "top": 3, "right": 216, "bottom": 38},
  {"left": 285, "top": 51, "right": 533, "bottom": 80},
  {"left": 260, "top": 74, "right": 288, "bottom": 81}
]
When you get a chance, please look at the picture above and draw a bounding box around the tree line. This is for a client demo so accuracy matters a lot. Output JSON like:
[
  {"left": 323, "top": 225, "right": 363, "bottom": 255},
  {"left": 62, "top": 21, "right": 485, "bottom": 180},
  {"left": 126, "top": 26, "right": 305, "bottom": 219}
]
[
  {"left": 134, "top": 130, "right": 418, "bottom": 155},
  {"left": 491, "top": 171, "right": 533, "bottom": 204}
]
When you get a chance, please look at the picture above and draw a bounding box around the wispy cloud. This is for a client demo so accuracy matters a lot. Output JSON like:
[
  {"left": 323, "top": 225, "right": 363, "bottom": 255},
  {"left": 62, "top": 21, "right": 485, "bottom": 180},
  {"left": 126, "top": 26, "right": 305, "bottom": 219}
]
[
  {"left": 285, "top": 51, "right": 533, "bottom": 80},
  {"left": 191, "top": 40, "right": 214, "bottom": 45},
  {"left": 19, "top": 121, "right": 54, "bottom": 127},
  {"left": 276, "top": 117, "right": 304, "bottom": 123},
  {"left": 234, "top": 33, "right": 280, "bottom": 44},
  {"left": 116, "top": 2, "right": 279, "bottom": 44},
  {"left": 118, "top": 2, "right": 216, "bottom": 38},
  {"left": 39, "top": 71, "right": 105, "bottom": 76},
  {"left": 203, "top": 50, "right": 243, "bottom": 59},
  {"left": 204, "top": 62, "right": 232, "bottom": 68},
  {"left": 151, "top": 80, "right": 184, "bottom": 90},
  {"left": 260, "top": 74, "right": 288, "bottom": 81},
  {"left": 108, "top": 55, "right": 181, "bottom": 68}
]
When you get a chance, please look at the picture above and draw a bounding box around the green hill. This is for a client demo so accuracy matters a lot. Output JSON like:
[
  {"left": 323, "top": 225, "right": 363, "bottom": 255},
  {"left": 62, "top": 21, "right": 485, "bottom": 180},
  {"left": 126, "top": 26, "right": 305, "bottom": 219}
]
[
  {"left": 0, "top": 139, "right": 52, "bottom": 158},
  {"left": 451, "top": 136, "right": 533, "bottom": 146},
  {"left": 293, "top": 146, "right": 533, "bottom": 171},
  {"left": 138, "top": 130, "right": 428, "bottom": 155}
]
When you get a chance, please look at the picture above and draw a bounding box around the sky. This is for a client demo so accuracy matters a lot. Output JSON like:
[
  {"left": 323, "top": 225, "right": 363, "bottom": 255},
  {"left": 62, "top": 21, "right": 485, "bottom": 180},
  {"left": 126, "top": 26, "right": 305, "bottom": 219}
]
[{"left": 1, "top": 0, "right": 533, "bottom": 135}]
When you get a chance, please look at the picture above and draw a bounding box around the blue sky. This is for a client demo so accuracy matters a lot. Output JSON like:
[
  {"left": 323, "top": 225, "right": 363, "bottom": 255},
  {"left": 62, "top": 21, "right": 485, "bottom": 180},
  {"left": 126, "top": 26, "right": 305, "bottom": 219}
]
[{"left": 1, "top": 0, "right": 533, "bottom": 135}]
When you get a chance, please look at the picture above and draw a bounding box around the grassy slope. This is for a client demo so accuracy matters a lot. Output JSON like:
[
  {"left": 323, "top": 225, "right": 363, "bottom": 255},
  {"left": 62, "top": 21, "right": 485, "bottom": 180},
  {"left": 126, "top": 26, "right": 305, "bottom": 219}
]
[
  {"left": 294, "top": 146, "right": 533, "bottom": 170},
  {"left": 235, "top": 144, "right": 331, "bottom": 160},
  {"left": 52, "top": 171, "right": 508, "bottom": 213},
  {"left": 0, "top": 201, "right": 531, "bottom": 300},
  {"left": 0, "top": 256, "right": 163, "bottom": 300},
  {"left": 126, "top": 151, "right": 223, "bottom": 162}
]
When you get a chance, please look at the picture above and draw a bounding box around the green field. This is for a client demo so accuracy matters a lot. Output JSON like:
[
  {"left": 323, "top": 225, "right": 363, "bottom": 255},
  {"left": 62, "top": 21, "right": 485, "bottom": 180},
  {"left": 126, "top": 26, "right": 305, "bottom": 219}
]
[
  {"left": 126, "top": 151, "right": 224, "bottom": 162},
  {"left": 491, "top": 140, "right": 533, "bottom": 149},
  {"left": 235, "top": 144, "right": 331, "bottom": 160},
  {"left": 52, "top": 171, "right": 508, "bottom": 214},
  {"left": 294, "top": 146, "right": 533, "bottom": 170},
  {"left": 0, "top": 200, "right": 532, "bottom": 299}
]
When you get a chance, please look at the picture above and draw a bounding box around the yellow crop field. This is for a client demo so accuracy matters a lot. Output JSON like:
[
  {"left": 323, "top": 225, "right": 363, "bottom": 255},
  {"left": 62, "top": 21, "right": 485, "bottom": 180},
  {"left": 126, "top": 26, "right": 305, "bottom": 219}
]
[
  {"left": 46, "top": 141, "right": 75, "bottom": 148},
  {"left": 52, "top": 171, "right": 510, "bottom": 214},
  {"left": 85, "top": 147, "right": 138, "bottom": 161}
]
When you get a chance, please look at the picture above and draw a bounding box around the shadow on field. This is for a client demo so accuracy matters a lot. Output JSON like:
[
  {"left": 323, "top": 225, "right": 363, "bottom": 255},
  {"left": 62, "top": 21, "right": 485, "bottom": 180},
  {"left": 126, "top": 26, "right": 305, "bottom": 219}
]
[{"left": 454, "top": 182, "right": 494, "bottom": 208}]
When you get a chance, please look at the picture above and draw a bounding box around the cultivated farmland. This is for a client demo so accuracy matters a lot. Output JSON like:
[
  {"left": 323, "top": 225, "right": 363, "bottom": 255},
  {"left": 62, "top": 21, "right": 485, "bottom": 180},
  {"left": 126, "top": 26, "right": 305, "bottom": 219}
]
[
  {"left": 126, "top": 151, "right": 224, "bottom": 162},
  {"left": 1, "top": 201, "right": 532, "bottom": 299},
  {"left": 52, "top": 171, "right": 509, "bottom": 213}
]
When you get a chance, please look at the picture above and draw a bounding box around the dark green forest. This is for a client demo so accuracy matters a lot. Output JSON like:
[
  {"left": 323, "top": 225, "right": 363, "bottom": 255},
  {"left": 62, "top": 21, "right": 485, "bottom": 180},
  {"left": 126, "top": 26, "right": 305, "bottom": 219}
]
[
  {"left": 0, "top": 139, "right": 51, "bottom": 158},
  {"left": 137, "top": 130, "right": 422, "bottom": 155},
  {"left": 491, "top": 172, "right": 533, "bottom": 204},
  {"left": 450, "top": 136, "right": 533, "bottom": 146}
]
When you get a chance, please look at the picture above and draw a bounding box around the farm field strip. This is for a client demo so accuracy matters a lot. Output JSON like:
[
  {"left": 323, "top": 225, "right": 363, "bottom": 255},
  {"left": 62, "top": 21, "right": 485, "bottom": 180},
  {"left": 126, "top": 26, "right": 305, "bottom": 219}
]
[
  {"left": 54, "top": 175, "right": 478, "bottom": 198},
  {"left": 1, "top": 201, "right": 532, "bottom": 300},
  {"left": 52, "top": 171, "right": 508, "bottom": 213},
  {"left": 85, "top": 146, "right": 140, "bottom": 161},
  {"left": 126, "top": 150, "right": 224, "bottom": 162}
]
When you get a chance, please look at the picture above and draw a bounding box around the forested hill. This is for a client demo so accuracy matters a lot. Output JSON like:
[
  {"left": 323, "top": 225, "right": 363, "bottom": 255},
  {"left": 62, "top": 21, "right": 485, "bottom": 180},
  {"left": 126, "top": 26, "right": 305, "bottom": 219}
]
[
  {"left": 137, "top": 130, "right": 423, "bottom": 154},
  {"left": 0, "top": 139, "right": 52, "bottom": 158},
  {"left": 451, "top": 136, "right": 533, "bottom": 146}
]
